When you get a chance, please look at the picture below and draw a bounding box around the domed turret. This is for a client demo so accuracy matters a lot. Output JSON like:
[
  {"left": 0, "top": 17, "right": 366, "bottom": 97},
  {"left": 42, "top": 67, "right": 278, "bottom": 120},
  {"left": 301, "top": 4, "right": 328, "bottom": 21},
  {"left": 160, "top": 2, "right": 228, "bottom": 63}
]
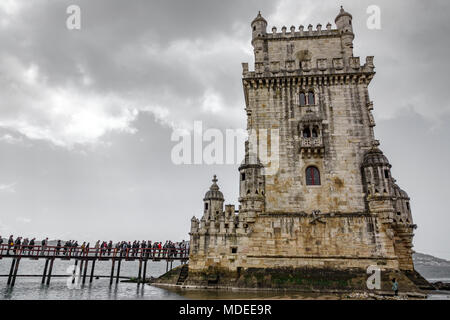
[
  {"left": 361, "top": 146, "right": 394, "bottom": 197},
  {"left": 335, "top": 6, "right": 353, "bottom": 33},
  {"left": 251, "top": 11, "right": 267, "bottom": 39},
  {"left": 204, "top": 175, "right": 224, "bottom": 201},
  {"left": 238, "top": 141, "right": 265, "bottom": 223},
  {"left": 362, "top": 147, "right": 391, "bottom": 168},
  {"left": 335, "top": 6, "right": 354, "bottom": 59},
  {"left": 392, "top": 184, "right": 413, "bottom": 225},
  {"left": 203, "top": 175, "right": 224, "bottom": 220}
]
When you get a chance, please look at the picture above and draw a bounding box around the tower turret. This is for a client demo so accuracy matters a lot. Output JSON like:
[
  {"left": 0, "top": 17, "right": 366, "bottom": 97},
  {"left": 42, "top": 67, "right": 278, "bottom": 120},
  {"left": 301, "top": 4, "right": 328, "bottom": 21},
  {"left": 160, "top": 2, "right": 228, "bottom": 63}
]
[
  {"left": 251, "top": 11, "right": 268, "bottom": 73},
  {"left": 335, "top": 6, "right": 354, "bottom": 59},
  {"left": 362, "top": 145, "right": 395, "bottom": 200},
  {"left": 238, "top": 141, "right": 265, "bottom": 223},
  {"left": 251, "top": 11, "right": 267, "bottom": 40},
  {"left": 203, "top": 175, "right": 224, "bottom": 221}
]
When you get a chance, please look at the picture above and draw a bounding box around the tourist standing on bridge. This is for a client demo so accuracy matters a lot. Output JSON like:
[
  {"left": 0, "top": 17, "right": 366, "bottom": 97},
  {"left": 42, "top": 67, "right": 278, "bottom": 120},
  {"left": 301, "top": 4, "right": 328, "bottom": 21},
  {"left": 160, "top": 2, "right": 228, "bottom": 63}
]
[
  {"left": 22, "top": 238, "right": 29, "bottom": 255},
  {"left": 136, "top": 241, "right": 141, "bottom": 257},
  {"left": 162, "top": 241, "right": 167, "bottom": 258},
  {"left": 94, "top": 240, "right": 100, "bottom": 256},
  {"left": 56, "top": 240, "right": 62, "bottom": 255},
  {"left": 114, "top": 242, "right": 120, "bottom": 255},
  {"left": 123, "top": 241, "right": 129, "bottom": 257},
  {"left": 120, "top": 241, "right": 125, "bottom": 256},
  {"left": 128, "top": 241, "right": 132, "bottom": 257},
  {"left": 63, "top": 240, "right": 69, "bottom": 255},
  {"left": 40, "top": 237, "right": 48, "bottom": 256},
  {"left": 73, "top": 241, "right": 79, "bottom": 256},
  {"left": 29, "top": 238, "right": 35, "bottom": 254},
  {"left": 7, "top": 235, "right": 14, "bottom": 255},
  {"left": 146, "top": 241, "right": 152, "bottom": 258},
  {"left": 14, "top": 237, "right": 21, "bottom": 254},
  {"left": 107, "top": 241, "right": 112, "bottom": 256},
  {"left": 67, "top": 240, "right": 72, "bottom": 256},
  {"left": 127, "top": 241, "right": 131, "bottom": 257},
  {"left": 100, "top": 241, "right": 106, "bottom": 256},
  {"left": 130, "top": 241, "right": 135, "bottom": 257},
  {"left": 180, "top": 240, "right": 187, "bottom": 258},
  {"left": 70, "top": 240, "right": 75, "bottom": 255},
  {"left": 141, "top": 241, "right": 146, "bottom": 257}
]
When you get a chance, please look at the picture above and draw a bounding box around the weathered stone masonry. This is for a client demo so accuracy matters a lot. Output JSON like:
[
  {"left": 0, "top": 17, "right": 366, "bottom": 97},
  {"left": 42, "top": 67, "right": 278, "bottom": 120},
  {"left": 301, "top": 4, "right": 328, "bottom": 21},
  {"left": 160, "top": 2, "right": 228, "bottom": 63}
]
[{"left": 187, "top": 7, "right": 418, "bottom": 287}]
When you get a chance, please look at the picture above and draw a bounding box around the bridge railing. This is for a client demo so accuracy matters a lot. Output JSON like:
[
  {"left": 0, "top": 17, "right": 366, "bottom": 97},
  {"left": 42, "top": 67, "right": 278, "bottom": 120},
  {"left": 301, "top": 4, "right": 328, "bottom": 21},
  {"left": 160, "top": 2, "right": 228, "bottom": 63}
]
[{"left": 0, "top": 244, "right": 189, "bottom": 260}]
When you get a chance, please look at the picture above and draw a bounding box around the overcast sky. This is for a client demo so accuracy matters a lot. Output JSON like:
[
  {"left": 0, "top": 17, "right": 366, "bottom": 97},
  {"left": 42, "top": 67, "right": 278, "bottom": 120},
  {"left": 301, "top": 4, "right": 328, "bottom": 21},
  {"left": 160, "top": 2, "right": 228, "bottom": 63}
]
[{"left": 0, "top": 0, "right": 449, "bottom": 259}]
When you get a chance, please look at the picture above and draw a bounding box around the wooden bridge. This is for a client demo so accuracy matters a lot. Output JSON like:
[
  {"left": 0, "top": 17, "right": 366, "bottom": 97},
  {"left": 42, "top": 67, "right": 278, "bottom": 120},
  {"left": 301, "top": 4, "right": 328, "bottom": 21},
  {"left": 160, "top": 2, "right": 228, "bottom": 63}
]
[{"left": 0, "top": 244, "right": 189, "bottom": 287}]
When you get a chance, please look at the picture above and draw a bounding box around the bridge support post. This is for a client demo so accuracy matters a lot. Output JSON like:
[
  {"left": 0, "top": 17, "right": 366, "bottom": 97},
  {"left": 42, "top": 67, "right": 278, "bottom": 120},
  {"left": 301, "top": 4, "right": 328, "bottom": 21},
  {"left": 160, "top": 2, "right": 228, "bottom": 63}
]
[
  {"left": 109, "top": 259, "right": 116, "bottom": 286},
  {"left": 46, "top": 259, "right": 54, "bottom": 285},
  {"left": 89, "top": 259, "right": 96, "bottom": 283},
  {"left": 7, "top": 258, "right": 16, "bottom": 285},
  {"left": 142, "top": 259, "right": 148, "bottom": 284},
  {"left": 72, "top": 259, "right": 79, "bottom": 284},
  {"left": 11, "top": 258, "right": 21, "bottom": 287},
  {"left": 82, "top": 259, "right": 88, "bottom": 284},
  {"left": 41, "top": 259, "right": 49, "bottom": 284},
  {"left": 116, "top": 259, "right": 122, "bottom": 284},
  {"left": 138, "top": 259, "right": 142, "bottom": 285},
  {"left": 79, "top": 259, "right": 84, "bottom": 280}
]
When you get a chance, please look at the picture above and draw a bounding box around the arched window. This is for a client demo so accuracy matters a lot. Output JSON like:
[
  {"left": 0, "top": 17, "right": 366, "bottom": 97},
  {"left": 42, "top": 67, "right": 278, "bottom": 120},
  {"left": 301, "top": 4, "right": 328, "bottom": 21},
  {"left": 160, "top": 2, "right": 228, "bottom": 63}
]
[
  {"left": 306, "top": 166, "right": 321, "bottom": 186},
  {"left": 312, "top": 127, "right": 318, "bottom": 138},
  {"left": 303, "top": 127, "right": 311, "bottom": 138},
  {"left": 308, "top": 91, "right": 315, "bottom": 105},
  {"left": 299, "top": 93, "right": 306, "bottom": 106}
]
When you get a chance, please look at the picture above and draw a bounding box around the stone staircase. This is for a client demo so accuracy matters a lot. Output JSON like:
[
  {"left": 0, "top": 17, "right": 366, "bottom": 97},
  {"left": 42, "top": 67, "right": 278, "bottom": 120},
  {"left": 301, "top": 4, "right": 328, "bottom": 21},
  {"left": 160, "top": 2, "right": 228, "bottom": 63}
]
[{"left": 176, "top": 264, "right": 189, "bottom": 285}]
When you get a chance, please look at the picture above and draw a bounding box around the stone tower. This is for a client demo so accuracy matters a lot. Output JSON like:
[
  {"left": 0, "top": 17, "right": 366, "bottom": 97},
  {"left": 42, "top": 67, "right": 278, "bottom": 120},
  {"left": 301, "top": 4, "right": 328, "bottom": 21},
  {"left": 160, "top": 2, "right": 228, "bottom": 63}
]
[{"left": 186, "top": 7, "right": 424, "bottom": 292}]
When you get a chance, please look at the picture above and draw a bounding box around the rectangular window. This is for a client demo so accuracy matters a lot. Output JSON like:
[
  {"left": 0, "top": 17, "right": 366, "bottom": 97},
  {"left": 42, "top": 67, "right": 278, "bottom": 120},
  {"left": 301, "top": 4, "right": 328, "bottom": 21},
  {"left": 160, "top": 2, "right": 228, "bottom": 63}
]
[
  {"left": 231, "top": 247, "right": 237, "bottom": 254},
  {"left": 384, "top": 170, "right": 389, "bottom": 179},
  {"left": 241, "top": 173, "right": 246, "bottom": 181},
  {"left": 204, "top": 203, "right": 208, "bottom": 210}
]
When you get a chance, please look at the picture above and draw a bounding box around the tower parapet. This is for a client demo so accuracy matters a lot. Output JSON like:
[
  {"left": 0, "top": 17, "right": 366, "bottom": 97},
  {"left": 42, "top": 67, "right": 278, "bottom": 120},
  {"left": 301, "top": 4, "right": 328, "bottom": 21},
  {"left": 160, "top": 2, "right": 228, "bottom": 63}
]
[{"left": 242, "top": 9, "right": 371, "bottom": 79}]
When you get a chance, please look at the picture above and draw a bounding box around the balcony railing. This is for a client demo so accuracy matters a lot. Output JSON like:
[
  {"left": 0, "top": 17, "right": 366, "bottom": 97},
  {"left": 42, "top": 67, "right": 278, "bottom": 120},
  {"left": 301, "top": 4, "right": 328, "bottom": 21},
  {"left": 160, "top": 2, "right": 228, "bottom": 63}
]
[{"left": 300, "top": 137, "right": 323, "bottom": 148}]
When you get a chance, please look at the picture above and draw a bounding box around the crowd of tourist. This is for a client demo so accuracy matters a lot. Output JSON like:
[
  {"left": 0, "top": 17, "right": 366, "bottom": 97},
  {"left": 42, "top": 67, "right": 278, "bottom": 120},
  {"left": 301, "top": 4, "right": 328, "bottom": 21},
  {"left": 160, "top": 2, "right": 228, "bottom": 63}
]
[{"left": 0, "top": 235, "right": 189, "bottom": 258}]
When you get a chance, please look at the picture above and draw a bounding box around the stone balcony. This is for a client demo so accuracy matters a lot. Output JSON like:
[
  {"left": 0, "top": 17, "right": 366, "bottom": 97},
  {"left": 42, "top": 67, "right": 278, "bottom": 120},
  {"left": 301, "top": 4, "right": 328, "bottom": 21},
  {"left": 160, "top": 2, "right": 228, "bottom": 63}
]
[{"left": 299, "top": 137, "right": 325, "bottom": 158}]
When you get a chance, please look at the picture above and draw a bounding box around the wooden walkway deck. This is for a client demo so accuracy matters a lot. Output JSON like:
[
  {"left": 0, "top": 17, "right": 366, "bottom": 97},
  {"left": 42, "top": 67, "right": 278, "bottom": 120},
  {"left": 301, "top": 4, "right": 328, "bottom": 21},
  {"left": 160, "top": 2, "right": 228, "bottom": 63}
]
[{"left": 0, "top": 244, "right": 189, "bottom": 287}]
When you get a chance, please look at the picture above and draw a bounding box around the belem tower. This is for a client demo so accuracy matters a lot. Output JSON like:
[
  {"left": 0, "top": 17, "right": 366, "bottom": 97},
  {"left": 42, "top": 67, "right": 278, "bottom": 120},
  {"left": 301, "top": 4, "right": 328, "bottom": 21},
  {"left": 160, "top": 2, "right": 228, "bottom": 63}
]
[{"left": 159, "top": 7, "right": 429, "bottom": 293}]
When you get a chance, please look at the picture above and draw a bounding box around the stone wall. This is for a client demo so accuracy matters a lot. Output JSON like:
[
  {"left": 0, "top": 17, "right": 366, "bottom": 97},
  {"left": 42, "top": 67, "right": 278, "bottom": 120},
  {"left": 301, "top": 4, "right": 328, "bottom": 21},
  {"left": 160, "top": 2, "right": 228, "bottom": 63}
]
[{"left": 189, "top": 214, "right": 399, "bottom": 272}]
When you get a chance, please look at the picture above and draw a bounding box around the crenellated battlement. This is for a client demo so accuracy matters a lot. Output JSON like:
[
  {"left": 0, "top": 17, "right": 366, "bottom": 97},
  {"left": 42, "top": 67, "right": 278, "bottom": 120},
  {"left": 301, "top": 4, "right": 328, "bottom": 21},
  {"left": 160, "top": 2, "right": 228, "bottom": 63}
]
[
  {"left": 249, "top": 8, "right": 356, "bottom": 79},
  {"left": 242, "top": 56, "right": 375, "bottom": 81},
  {"left": 266, "top": 22, "right": 339, "bottom": 40}
]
